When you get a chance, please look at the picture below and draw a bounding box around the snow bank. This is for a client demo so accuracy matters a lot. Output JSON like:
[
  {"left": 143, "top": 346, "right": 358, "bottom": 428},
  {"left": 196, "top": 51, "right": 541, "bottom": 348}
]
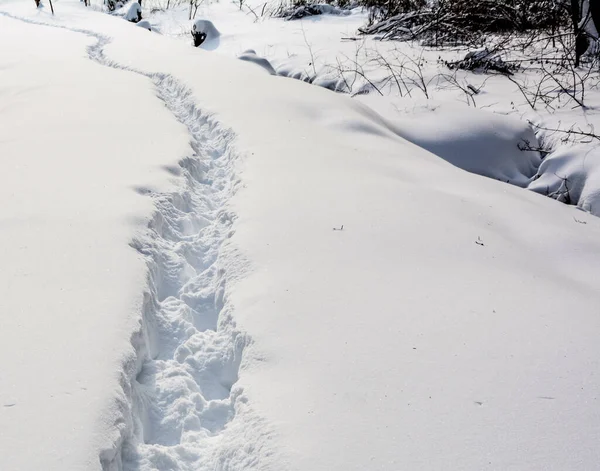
[
  {"left": 529, "top": 144, "right": 600, "bottom": 216},
  {"left": 239, "top": 50, "right": 346, "bottom": 91},
  {"left": 390, "top": 106, "right": 542, "bottom": 187}
]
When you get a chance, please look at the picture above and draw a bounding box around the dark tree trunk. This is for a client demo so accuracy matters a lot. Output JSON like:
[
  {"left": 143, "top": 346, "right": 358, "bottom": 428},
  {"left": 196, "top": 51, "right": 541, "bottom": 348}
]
[
  {"left": 572, "top": 0, "right": 600, "bottom": 67},
  {"left": 34, "top": 0, "right": 40, "bottom": 6}
]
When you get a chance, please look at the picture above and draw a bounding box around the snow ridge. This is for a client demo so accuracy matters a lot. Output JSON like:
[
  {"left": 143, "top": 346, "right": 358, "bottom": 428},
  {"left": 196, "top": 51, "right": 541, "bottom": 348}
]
[{"left": 0, "top": 12, "right": 256, "bottom": 471}]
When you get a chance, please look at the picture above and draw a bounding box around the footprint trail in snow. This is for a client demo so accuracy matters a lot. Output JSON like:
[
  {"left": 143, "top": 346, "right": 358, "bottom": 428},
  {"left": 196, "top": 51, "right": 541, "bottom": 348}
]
[{"left": 0, "top": 11, "right": 264, "bottom": 471}]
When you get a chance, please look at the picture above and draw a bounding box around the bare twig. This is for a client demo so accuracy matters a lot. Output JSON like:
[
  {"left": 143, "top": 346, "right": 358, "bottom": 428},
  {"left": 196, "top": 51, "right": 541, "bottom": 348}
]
[
  {"left": 300, "top": 21, "right": 317, "bottom": 77},
  {"left": 529, "top": 121, "right": 600, "bottom": 143}
]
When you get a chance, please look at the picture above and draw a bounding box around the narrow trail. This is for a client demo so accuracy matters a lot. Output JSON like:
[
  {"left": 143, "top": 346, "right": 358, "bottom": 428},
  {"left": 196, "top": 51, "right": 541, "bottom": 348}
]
[{"left": 0, "top": 11, "right": 255, "bottom": 471}]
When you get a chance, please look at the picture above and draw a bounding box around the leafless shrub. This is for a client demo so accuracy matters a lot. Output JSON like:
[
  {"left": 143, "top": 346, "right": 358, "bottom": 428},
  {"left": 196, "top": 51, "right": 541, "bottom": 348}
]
[
  {"left": 189, "top": 0, "right": 204, "bottom": 19},
  {"left": 359, "top": 1, "right": 572, "bottom": 47},
  {"left": 328, "top": 43, "right": 444, "bottom": 98},
  {"left": 504, "top": 33, "right": 600, "bottom": 111},
  {"left": 437, "top": 72, "right": 491, "bottom": 107}
]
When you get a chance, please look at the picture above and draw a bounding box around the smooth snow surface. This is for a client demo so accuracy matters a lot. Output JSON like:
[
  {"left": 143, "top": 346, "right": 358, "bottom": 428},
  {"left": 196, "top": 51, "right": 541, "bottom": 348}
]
[{"left": 1, "top": 2, "right": 600, "bottom": 471}]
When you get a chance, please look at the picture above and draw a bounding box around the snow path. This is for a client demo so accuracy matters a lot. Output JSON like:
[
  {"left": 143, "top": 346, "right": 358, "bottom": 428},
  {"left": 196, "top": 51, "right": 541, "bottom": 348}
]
[{"left": 0, "top": 12, "right": 253, "bottom": 471}]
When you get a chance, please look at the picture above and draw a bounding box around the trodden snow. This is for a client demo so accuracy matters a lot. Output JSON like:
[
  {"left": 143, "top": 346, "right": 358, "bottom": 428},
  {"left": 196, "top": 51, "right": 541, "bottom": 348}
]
[{"left": 0, "top": 1, "right": 599, "bottom": 471}]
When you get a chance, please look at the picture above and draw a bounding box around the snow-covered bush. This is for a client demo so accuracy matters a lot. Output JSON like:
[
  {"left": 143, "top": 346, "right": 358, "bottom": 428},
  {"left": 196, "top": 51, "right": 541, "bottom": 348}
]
[
  {"left": 529, "top": 144, "right": 600, "bottom": 215},
  {"left": 237, "top": 50, "right": 347, "bottom": 92},
  {"left": 191, "top": 19, "right": 220, "bottom": 47},
  {"left": 105, "top": 0, "right": 125, "bottom": 12},
  {"left": 125, "top": 2, "right": 142, "bottom": 22}
]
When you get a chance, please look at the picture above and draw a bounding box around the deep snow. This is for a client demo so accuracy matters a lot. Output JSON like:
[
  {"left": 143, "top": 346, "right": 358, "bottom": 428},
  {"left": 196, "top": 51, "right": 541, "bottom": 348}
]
[
  {"left": 1, "top": 2, "right": 600, "bottom": 471},
  {"left": 0, "top": 9, "right": 189, "bottom": 471},
  {"left": 124, "top": 0, "right": 600, "bottom": 215}
]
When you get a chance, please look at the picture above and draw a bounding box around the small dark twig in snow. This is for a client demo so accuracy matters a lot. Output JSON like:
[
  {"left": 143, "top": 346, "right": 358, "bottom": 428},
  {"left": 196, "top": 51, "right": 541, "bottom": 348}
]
[
  {"left": 333, "top": 225, "right": 344, "bottom": 231},
  {"left": 574, "top": 217, "right": 587, "bottom": 224},
  {"left": 475, "top": 236, "right": 484, "bottom": 246}
]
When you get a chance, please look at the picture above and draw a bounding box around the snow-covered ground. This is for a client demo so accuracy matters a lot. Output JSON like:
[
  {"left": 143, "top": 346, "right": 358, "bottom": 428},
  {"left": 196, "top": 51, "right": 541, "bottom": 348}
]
[
  {"left": 110, "top": 0, "right": 600, "bottom": 215},
  {"left": 1, "top": 1, "right": 600, "bottom": 471}
]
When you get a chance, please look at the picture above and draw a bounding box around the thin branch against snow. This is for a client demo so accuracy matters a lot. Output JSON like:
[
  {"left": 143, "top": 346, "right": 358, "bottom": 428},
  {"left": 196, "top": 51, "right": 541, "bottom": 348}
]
[
  {"left": 529, "top": 121, "right": 600, "bottom": 144},
  {"left": 300, "top": 21, "right": 318, "bottom": 77}
]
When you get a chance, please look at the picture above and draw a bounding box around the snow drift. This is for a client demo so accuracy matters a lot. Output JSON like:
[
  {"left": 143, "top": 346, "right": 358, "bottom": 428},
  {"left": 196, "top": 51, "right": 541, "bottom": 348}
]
[
  {"left": 391, "top": 106, "right": 542, "bottom": 187},
  {"left": 529, "top": 144, "right": 600, "bottom": 215},
  {"left": 238, "top": 49, "right": 276, "bottom": 75},
  {"left": 239, "top": 50, "right": 346, "bottom": 91}
]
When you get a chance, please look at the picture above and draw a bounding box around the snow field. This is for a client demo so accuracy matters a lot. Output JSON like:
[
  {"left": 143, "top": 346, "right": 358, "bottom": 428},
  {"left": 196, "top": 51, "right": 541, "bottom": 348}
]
[{"left": 1, "top": 2, "right": 600, "bottom": 471}]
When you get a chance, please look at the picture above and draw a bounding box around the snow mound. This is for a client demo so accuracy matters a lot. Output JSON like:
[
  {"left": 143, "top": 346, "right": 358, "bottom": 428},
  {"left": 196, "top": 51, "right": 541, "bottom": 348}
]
[
  {"left": 271, "top": 63, "right": 311, "bottom": 82},
  {"left": 125, "top": 2, "right": 141, "bottom": 23},
  {"left": 238, "top": 51, "right": 347, "bottom": 91},
  {"left": 391, "top": 107, "right": 541, "bottom": 187},
  {"left": 238, "top": 49, "right": 276, "bottom": 75},
  {"left": 192, "top": 18, "right": 220, "bottom": 49},
  {"left": 136, "top": 19, "right": 152, "bottom": 31},
  {"left": 312, "top": 74, "right": 346, "bottom": 92},
  {"left": 528, "top": 144, "right": 600, "bottom": 215}
]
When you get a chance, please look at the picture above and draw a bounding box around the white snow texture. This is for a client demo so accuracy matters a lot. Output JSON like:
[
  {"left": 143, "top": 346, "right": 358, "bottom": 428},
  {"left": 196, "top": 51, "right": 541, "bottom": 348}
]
[{"left": 0, "top": 2, "right": 600, "bottom": 471}]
